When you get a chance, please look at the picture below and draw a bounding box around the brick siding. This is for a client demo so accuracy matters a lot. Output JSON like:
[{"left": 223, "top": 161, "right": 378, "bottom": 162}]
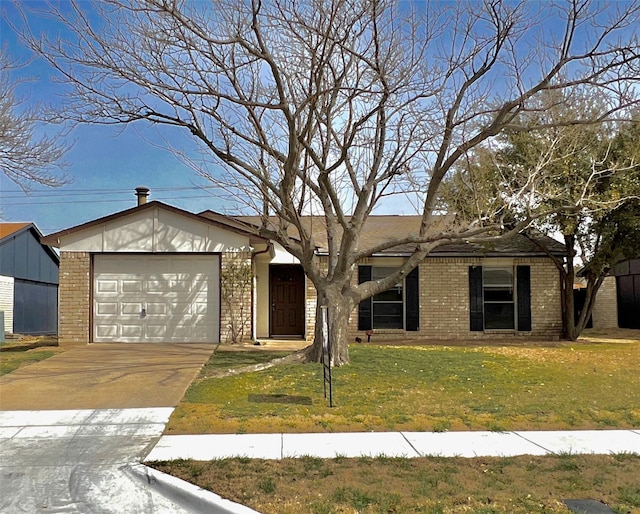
[
  {"left": 220, "top": 252, "right": 253, "bottom": 344},
  {"left": 591, "top": 276, "right": 618, "bottom": 329},
  {"left": 516, "top": 257, "right": 563, "bottom": 338},
  {"left": 58, "top": 251, "right": 91, "bottom": 344}
]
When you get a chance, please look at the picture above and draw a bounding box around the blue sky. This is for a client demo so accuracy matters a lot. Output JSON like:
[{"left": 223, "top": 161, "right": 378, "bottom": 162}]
[
  {"left": 2, "top": 2, "right": 637, "bottom": 236},
  {"left": 1, "top": 2, "right": 232, "bottom": 234}
]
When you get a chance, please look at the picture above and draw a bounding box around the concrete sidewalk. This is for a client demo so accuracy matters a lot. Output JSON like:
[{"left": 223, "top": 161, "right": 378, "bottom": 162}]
[{"left": 146, "top": 429, "right": 640, "bottom": 461}]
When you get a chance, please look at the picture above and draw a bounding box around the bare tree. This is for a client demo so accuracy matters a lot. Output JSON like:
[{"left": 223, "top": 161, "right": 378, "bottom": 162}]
[
  {"left": 14, "top": 0, "right": 640, "bottom": 363},
  {"left": 0, "top": 50, "right": 70, "bottom": 191}
]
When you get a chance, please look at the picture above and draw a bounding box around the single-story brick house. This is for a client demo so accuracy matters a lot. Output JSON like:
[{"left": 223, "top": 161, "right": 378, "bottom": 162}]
[{"left": 42, "top": 191, "right": 565, "bottom": 345}]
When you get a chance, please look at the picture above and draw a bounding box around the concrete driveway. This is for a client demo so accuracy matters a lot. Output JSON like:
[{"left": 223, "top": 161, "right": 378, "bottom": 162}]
[
  {"left": 0, "top": 343, "right": 217, "bottom": 513},
  {"left": 0, "top": 343, "right": 214, "bottom": 410}
]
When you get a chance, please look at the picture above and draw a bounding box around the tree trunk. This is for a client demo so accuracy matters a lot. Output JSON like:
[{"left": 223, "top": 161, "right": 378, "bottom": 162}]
[
  {"left": 561, "top": 233, "right": 579, "bottom": 341},
  {"left": 562, "top": 275, "right": 579, "bottom": 341},
  {"left": 303, "top": 288, "right": 352, "bottom": 366},
  {"left": 573, "top": 275, "right": 605, "bottom": 338}
]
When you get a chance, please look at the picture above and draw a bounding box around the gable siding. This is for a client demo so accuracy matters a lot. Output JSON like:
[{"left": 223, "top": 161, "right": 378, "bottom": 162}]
[{"left": 58, "top": 207, "right": 251, "bottom": 253}]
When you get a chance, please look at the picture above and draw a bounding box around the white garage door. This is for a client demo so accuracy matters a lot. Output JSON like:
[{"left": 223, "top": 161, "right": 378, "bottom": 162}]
[{"left": 93, "top": 255, "right": 220, "bottom": 343}]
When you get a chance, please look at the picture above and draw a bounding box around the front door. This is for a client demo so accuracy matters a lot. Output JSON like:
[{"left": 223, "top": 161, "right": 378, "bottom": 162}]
[{"left": 270, "top": 265, "right": 305, "bottom": 337}]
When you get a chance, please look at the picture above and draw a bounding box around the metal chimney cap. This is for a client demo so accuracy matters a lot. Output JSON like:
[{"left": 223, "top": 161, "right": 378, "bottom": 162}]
[{"left": 135, "top": 186, "right": 150, "bottom": 206}]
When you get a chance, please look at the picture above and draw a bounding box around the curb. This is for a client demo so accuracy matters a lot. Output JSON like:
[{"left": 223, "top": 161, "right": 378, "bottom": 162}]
[{"left": 124, "top": 463, "right": 260, "bottom": 514}]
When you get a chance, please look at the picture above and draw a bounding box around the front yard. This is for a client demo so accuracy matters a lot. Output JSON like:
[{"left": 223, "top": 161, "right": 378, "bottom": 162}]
[
  {"left": 166, "top": 332, "right": 640, "bottom": 434},
  {"left": 156, "top": 330, "right": 640, "bottom": 513}
]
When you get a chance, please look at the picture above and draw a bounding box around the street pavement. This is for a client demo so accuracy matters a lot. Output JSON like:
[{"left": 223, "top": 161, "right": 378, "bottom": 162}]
[
  {"left": 0, "top": 408, "right": 192, "bottom": 513},
  {"left": 0, "top": 343, "right": 252, "bottom": 514}
]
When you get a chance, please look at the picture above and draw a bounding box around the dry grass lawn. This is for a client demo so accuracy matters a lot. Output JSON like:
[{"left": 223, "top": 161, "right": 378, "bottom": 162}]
[
  {"left": 152, "top": 453, "right": 640, "bottom": 513},
  {"left": 155, "top": 330, "right": 640, "bottom": 512},
  {"left": 166, "top": 329, "right": 640, "bottom": 434}
]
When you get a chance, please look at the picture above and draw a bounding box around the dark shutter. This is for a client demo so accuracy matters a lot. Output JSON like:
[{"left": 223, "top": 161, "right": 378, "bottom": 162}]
[
  {"left": 469, "top": 266, "right": 483, "bottom": 331},
  {"left": 517, "top": 265, "right": 532, "bottom": 331},
  {"left": 358, "top": 266, "right": 372, "bottom": 331},
  {"left": 405, "top": 267, "right": 420, "bottom": 331}
]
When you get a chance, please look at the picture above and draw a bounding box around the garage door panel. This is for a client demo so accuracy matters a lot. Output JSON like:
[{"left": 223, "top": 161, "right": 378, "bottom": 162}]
[
  {"left": 194, "top": 302, "right": 208, "bottom": 314},
  {"left": 146, "top": 302, "right": 167, "bottom": 315},
  {"left": 97, "top": 280, "right": 118, "bottom": 294},
  {"left": 121, "top": 302, "right": 143, "bottom": 315},
  {"left": 96, "top": 325, "right": 117, "bottom": 338},
  {"left": 96, "top": 302, "right": 118, "bottom": 315},
  {"left": 171, "top": 279, "right": 193, "bottom": 292},
  {"left": 146, "top": 325, "right": 167, "bottom": 338},
  {"left": 147, "top": 279, "right": 169, "bottom": 293},
  {"left": 122, "top": 280, "right": 143, "bottom": 293},
  {"left": 174, "top": 302, "right": 197, "bottom": 315},
  {"left": 93, "top": 255, "right": 220, "bottom": 343},
  {"left": 121, "top": 325, "right": 143, "bottom": 338}
]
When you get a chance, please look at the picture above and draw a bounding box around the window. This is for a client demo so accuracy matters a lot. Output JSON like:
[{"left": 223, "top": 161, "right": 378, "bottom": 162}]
[
  {"left": 358, "top": 265, "right": 420, "bottom": 332},
  {"left": 371, "top": 267, "right": 404, "bottom": 329},
  {"left": 483, "top": 267, "right": 515, "bottom": 329},
  {"left": 469, "top": 265, "right": 531, "bottom": 332}
]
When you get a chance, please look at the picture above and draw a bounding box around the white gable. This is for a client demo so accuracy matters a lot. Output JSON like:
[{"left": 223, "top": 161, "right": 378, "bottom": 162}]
[{"left": 58, "top": 206, "right": 252, "bottom": 253}]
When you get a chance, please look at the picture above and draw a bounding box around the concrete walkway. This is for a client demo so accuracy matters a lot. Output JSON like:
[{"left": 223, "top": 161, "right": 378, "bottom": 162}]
[{"left": 147, "top": 429, "right": 640, "bottom": 461}]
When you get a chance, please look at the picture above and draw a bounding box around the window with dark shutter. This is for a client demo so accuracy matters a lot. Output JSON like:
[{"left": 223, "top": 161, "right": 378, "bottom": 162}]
[
  {"left": 470, "top": 264, "right": 532, "bottom": 332},
  {"left": 357, "top": 266, "right": 372, "bottom": 331},
  {"left": 483, "top": 267, "right": 515, "bottom": 329},
  {"left": 469, "top": 266, "right": 484, "bottom": 331},
  {"left": 405, "top": 267, "right": 419, "bottom": 331},
  {"left": 517, "top": 265, "right": 532, "bottom": 331},
  {"left": 371, "top": 267, "right": 404, "bottom": 329}
]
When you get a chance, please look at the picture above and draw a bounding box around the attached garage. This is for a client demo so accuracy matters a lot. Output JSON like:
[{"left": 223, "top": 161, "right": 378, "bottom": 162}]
[
  {"left": 43, "top": 198, "right": 267, "bottom": 345},
  {"left": 93, "top": 254, "right": 220, "bottom": 342}
]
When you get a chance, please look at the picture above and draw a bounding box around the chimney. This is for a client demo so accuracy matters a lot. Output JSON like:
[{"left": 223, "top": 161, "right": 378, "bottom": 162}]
[{"left": 135, "top": 186, "right": 150, "bottom": 206}]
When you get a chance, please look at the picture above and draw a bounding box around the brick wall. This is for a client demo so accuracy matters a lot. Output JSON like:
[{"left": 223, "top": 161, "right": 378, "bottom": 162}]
[
  {"left": 342, "top": 257, "right": 562, "bottom": 342},
  {"left": 305, "top": 274, "right": 318, "bottom": 342},
  {"left": 517, "top": 257, "right": 563, "bottom": 338},
  {"left": 58, "top": 251, "right": 90, "bottom": 344},
  {"left": 591, "top": 276, "right": 618, "bottom": 329},
  {"left": 220, "top": 252, "right": 253, "bottom": 344}
]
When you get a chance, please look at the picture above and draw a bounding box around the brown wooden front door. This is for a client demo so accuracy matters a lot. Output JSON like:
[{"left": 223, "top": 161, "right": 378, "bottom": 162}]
[{"left": 270, "top": 265, "right": 305, "bottom": 337}]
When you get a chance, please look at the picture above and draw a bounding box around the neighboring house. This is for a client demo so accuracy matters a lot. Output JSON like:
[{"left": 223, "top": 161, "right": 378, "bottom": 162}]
[
  {"left": 0, "top": 223, "right": 59, "bottom": 335},
  {"left": 576, "top": 259, "right": 640, "bottom": 331},
  {"left": 613, "top": 259, "right": 640, "bottom": 329},
  {"left": 42, "top": 190, "right": 565, "bottom": 345},
  {"left": 585, "top": 276, "right": 618, "bottom": 330}
]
